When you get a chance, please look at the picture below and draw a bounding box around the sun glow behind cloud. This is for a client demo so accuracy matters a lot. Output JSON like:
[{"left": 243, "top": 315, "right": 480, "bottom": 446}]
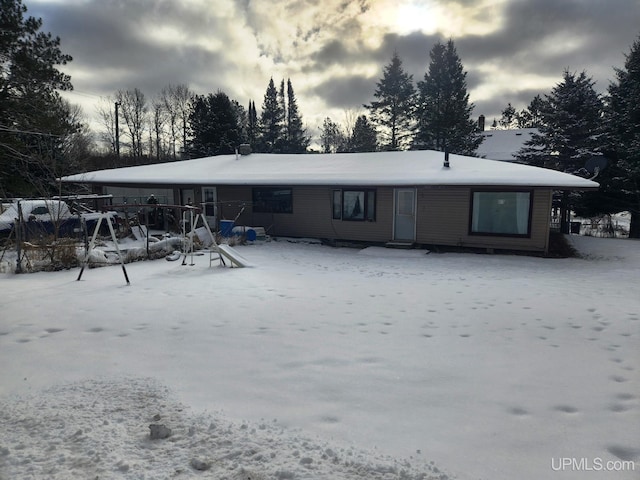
[
  {"left": 394, "top": 2, "right": 443, "bottom": 35},
  {"left": 389, "top": 0, "right": 507, "bottom": 37}
]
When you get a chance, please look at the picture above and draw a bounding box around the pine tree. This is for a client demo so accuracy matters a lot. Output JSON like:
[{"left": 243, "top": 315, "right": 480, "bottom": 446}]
[
  {"left": 414, "top": 39, "right": 481, "bottom": 155},
  {"left": 517, "top": 70, "right": 603, "bottom": 172},
  {"left": 1, "top": 0, "right": 77, "bottom": 196},
  {"left": 517, "top": 70, "right": 604, "bottom": 234},
  {"left": 257, "top": 78, "right": 284, "bottom": 152},
  {"left": 285, "top": 79, "right": 309, "bottom": 153},
  {"left": 232, "top": 100, "right": 248, "bottom": 144},
  {"left": 365, "top": 52, "right": 416, "bottom": 151},
  {"left": 247, "top": 101, "right": 258, "bottom": 147},
  {"left": 189, "top": 91, "right": 241, "bottom": 157},
  {"left": 517, "top": 95, "right": 546, "bottom": 128},
  {"left": 350, "top": 115, "right": 378, "bottom": 152},
  {"left": 498, "top": 103, "right": 518, "bottom": 129},
  {"left": 603, "top": 36, "right": 640, "bottom": 237}
]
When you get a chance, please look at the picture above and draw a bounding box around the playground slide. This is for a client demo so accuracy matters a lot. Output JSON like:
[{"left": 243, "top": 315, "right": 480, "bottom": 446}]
[{"left": 217, "top": 244, "right": 252, "bottom": 268}]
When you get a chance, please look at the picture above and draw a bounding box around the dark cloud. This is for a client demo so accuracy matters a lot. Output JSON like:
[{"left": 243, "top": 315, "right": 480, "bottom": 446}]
[
  {"left": 26, "top": 0, "right": 640, "bottom": 138},
  {"left": 375, "top": 32, "right": 442, "bottom": 77},
  {"left": 312, "top": 74, "right": 375, "bottom": 110},
  {"left": 458, "top": 0, "right": 639, "bottom": 86}
]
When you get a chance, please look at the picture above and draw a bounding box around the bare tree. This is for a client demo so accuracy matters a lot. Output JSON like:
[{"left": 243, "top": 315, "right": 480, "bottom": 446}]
[
  {"left": 342, "top": 108, "right": 363, "bottom": 142},
  {"left": 150, "top": 97, "right": 166, "bottom": 162},
  {"left": 61, "top": 102, "right": 94, "bottom": 173},
  {"left": 95, "top": 96, "right": 118, "bottom": 156},
  {"left": 159, "top": 84, "right": 192, "bottom": 160},
  {"left": 116, "top": 88, "right": 148, "bottom": 159},
  {"left": 160, "top": 86, "right": 178, "bottom": 160}
]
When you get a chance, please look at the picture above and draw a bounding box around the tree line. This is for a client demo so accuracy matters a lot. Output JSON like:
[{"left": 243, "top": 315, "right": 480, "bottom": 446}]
[
  {"left": 1, "top": 0, "right": 639, "bottom": 236},
  {"left": 95, "top": 77, "right": 309, "bottom": 163}
]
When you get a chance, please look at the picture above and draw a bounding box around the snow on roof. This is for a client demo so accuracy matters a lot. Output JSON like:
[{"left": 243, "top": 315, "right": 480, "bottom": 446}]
[
  {"left": 62, "top": 149, "right": 598, "bottom": 190},
  {"left": 477, "top": 128, "right": 537, "bottom": 162}
]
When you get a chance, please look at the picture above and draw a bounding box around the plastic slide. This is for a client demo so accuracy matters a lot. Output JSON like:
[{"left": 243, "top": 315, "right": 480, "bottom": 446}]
[{"left": 217, "top": 245, "right": 252, "bottom": 268}]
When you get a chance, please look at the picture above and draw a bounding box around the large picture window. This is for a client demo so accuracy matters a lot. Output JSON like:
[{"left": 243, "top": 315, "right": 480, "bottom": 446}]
[
  {"left": 333, "top": 189, "right": 376, "bottom": 221},
  {"left": 470, "top": 191, "right": 532, "bottom": 236},
  {"left": 252, "top": 187, "right": 293, "bottom": 213}
]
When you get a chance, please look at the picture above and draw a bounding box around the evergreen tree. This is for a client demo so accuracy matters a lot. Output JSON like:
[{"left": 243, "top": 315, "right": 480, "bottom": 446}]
[
  {"left": 257, "top": 78, "right": 284, "bottom": 152},
  {"left": 247, "top": 100, "right": 258, "bottom": 147},
  {"left": 276, "top": 79, "right": 287, "bottom": 152},
  {"left": 0, "top": 0, "right": 76, "bottom": 196},
  {"left": 517, "top": 70, "right": 603, "bottom": 171},
  {"left": 350, "top": 115, "right": 378, "bottom": 152},
  {"left": 189, "top": 91, "right": 241, "bottom": 157},
  {"left": 517, "top": 95, "right": 546, "bottom": 128},
  {"left": 498, "top": 103, "right": 518, "bottom": 129},
  {"left": 285, "top": 79, "right": 309, "bottom": 153},
  {"left": 517, "top": 70, "right": 603, "bottom": 234},
  {"left": 414, "top": 39, "right": 481, "bottom": 155},
  {"left": 232, "top": 99, "right": 248, "bottom": 145},
  {"left": 602, "top": 36, "right": 640, "bottom": 237},
  {"left": 365, "top": 52, "right": 416, "bottom": 151}
]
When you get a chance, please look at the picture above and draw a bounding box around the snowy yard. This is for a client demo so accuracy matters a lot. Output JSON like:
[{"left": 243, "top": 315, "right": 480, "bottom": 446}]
[{"left": 0, "top": 235, "right": 638, "bottom": 479}]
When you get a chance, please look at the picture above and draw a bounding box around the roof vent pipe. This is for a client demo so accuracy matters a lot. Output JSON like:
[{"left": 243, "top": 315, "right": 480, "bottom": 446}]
[
  {"left": 235, "top": 148, "right": 239, "bottom": 160},
  {"left": 443, "top": 149, "right": 450, "bottom": 168}
]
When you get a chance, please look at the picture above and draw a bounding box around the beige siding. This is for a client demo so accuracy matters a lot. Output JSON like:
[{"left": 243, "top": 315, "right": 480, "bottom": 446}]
[
  {"left": 217, "top": 186, "right": 394, "bottom": 242},
  {"left": 416, "top": 187, "right": 552, "bottom": 252},
  {"left": 216, "top": 185, "right": 552, "bottom": 252}
]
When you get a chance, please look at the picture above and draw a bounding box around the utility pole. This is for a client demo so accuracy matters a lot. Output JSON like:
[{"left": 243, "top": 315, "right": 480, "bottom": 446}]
[{"left": 115, "top": 101, "right": 121, "bottom": 159}]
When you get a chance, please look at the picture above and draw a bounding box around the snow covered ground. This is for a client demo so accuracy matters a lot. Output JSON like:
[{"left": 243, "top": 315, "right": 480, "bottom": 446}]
[{"left": 0, "top": 235, "right": 638, "bottom": 479}]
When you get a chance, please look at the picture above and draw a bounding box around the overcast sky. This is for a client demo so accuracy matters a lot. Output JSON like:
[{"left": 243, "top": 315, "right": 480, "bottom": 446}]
[{"left": 30, "top": 0, "right": 640, "bottom": 143}]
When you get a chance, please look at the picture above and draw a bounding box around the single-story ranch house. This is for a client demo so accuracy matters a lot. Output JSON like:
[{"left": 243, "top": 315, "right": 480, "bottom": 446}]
[{"left": 61, "top": 150, "right": 598, "bottom": 253}]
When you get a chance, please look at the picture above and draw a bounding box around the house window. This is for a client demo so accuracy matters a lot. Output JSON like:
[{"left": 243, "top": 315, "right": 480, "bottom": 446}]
[
  {"left": 333, "top": 189, "right": 376, "bottom": 221},
  {"left": 470, "top": 191, "right": 532, "bottom": 236},
  {"left": 252, "top": 188, "right": 293, "bottom": 213}
]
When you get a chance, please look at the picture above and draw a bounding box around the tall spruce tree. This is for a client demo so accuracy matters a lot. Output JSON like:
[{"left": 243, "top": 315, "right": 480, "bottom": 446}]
[
  {"left": 603, "top": 36, "right": 640, "bottom": 237},
  {"left": 517, "top": 70, "right": 604, "bottom": 234},
  {"left": 365, "top": 52, "right": 416, "bottom": 151},
  {"left": 415, "top": 39, "right": 481, "bottom": 155},
  {"left": 247, "top": 100, "right": 258, "bottom": 147},
  {"left": 284, "top": 79, "right": 309, "bottom": 153},
  {"left": 517, "top": 70, "right": 603, "bottom": 171},
  {"left": 257, "top": 78, "right": 284, "bottom": 152},
  {"left": 350, "top": 115, "right": 378, "bottom": 152}
]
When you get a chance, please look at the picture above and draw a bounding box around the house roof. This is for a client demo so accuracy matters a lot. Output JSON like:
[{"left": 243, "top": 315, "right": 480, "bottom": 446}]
[
  {"left": 477, "top": 128, "right": 537, "bottom": 162},
  {"left": 62, "top": 150, "right": 598, "bottom": 190}
]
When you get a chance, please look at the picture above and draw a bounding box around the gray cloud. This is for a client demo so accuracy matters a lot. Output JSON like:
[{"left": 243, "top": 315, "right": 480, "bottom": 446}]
[
  {"left": 312, "top": 74, "right": 375, "bottom": 109},
  {"left": 27, "top": 0, "right": 640, "bottom": 138}
]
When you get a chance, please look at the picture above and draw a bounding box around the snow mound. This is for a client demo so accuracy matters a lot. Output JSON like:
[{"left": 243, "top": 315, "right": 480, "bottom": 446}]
[{"left": 0, "top": 377, "right": 449, "bottom": 480}]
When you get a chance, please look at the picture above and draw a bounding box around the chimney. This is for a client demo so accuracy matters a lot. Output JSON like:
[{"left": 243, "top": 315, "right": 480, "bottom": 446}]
[
  {"left": 478, "top": 115, "right": 485, "bottom": 131},
  {"left": 238, "top": 143, "right": 252, "bottom": 156}
]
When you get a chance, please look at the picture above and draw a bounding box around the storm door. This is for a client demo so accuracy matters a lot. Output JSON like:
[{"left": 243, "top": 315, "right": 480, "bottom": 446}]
[{"left": 393, "top": 188, "right": 416, "bottom": 242}]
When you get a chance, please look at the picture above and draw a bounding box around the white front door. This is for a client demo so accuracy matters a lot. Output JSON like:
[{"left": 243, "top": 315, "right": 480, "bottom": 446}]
[{"left": 393, "top": 188, "right": 416, "bottom": 242}]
